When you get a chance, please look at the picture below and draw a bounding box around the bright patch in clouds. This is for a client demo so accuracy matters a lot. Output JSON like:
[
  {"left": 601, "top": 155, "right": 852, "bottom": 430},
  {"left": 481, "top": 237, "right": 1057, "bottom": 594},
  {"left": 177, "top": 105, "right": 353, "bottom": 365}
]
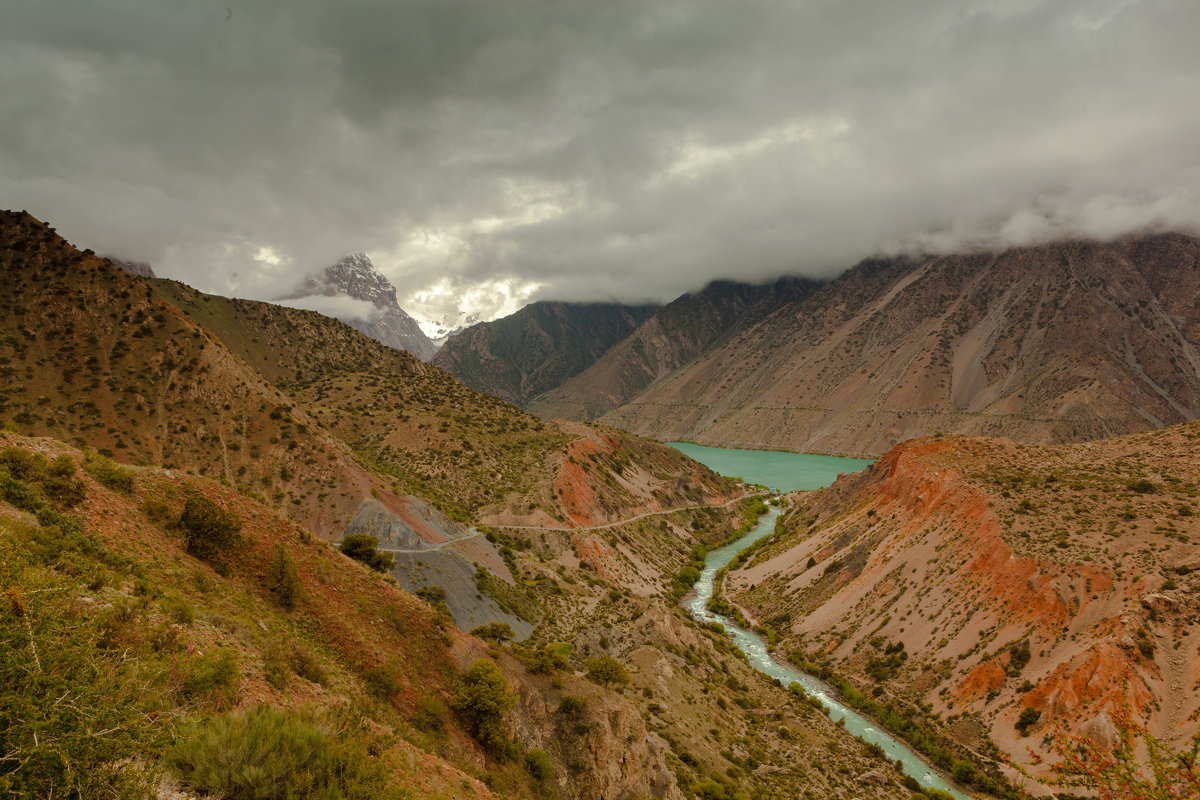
[{"left": 405, "top": 277, "right": 543, "bottom": 329}]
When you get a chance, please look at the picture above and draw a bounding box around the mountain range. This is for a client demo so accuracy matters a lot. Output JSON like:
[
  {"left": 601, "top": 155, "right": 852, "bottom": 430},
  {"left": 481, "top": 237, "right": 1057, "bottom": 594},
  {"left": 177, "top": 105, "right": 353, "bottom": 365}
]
[
  {"left": 442, "top": 235, "right": 1200, "bottom": 455},
  {"left": 4, "top": 210, "right": 937, "bottom": 800},
  {"left": 4, "top": 208, "right": 1197, "bottom": 799}
]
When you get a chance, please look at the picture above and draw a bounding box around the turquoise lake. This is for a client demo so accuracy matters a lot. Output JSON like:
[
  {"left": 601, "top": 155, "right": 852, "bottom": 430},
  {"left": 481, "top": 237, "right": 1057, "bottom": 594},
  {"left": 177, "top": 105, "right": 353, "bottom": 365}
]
[{"left": 667, "top": 441, "right": 874, "bottom": 491}]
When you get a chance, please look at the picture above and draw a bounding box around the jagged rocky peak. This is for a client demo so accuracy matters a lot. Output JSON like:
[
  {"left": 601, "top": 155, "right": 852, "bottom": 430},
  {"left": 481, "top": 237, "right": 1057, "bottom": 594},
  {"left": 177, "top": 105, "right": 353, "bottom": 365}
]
[
  {"left": 304, "top": 252, "right": 397, "bottom": 308},
  {"left": 284, "top": 253, "right": 437, "bottom": 361}
]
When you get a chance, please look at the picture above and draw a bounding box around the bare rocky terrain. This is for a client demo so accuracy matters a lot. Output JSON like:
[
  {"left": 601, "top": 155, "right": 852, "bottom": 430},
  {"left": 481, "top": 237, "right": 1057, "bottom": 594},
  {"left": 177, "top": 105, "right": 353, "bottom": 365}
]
[
  {"left": 541, "top": 236, "right": 1200, "bottom": 455},
  {"left": 726, "top": 422, "right": 1200, "bottom": 789}
]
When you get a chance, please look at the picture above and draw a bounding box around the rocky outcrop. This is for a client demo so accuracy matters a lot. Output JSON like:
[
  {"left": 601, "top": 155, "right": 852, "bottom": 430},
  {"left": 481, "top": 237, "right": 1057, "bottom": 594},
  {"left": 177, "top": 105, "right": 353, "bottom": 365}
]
[
  {"left": 342, "top": 499, "right": 533, "bottom": 638},
  {"left": 504, "top": 664, "right": 683, "bottom": 800},
  {"left": 107, "top": 257, "right": 156, "bottom": 278}
]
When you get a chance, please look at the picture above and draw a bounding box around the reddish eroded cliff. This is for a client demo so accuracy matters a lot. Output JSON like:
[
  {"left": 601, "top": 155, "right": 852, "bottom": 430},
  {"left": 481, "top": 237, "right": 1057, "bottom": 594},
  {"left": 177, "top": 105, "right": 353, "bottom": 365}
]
[
  {"left": 544, "top": 429, "right": 736, "bottom": 528},
  {"left": 728, "top": 424, "right": 1200, "bottom": 777}
]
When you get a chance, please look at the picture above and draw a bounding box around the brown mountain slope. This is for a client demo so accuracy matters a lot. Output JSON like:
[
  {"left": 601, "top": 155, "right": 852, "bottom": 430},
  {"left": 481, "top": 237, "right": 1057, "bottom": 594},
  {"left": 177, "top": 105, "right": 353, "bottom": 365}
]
[
  {"left": 725, "top": 423, "right": 1200, "bottom": 785},
  {"left": 432, "top": 300, "right": 658, "bottom": 407},
  {"left": 0, "top": 211, "right": 734, "bottom": 538},
  {"left": 0, "top": 211, "right": 400, "bottom": 537},
  {"left": 150, "top": 280, "right": 735, "bottom": 527},
  {"left": 596, "top": 236, "right": 1200, "bottom": 455},
  {"left": 529, "top": 278, "right": 820, "bottom": 421},
  {"left": 0, "top": 432, "right": 690, "bottom": 800},
  {"left": 0, "top": 210, "right": 742, "bottom": 643}
]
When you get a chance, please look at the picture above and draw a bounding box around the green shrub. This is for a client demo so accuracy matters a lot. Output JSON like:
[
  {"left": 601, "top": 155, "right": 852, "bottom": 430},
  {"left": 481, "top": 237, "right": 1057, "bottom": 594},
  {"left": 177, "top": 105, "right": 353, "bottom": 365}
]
[
  {"left": 338, "top": 533, "right": 394, "bottom": 572},
  {"left": 82, "top": 454, "right": 136, "bottom": 494},
  {"left": 450, "top": 659, "right": 515, "bottom": 748},
  {"left": 585, "top": 655, "right": 629, "bottom": 688},
  {"left": 529, "top": 646, "right": 570, "bottom": 674},
  {"left": 412, "top": 695, "right": 449, "bottom": 734},
  {"left": 526, "top": 748, "right": 553, "bottom": 782},
  {"left": 180, "top": 495, "right": 242, "bottom": 565},
  {"left": 263, "top": 642, "right": 290, "bottom": 692},
  {"left": 1137, "top": 639, "right": 1155, "bottom": 660},
  {"left": 557, "top": 695, "right": 588, "bottom": 716},
  {"left": 267, "top": 545, "right": 301, "bottom": 611},
  {"left": 287, "top": 645, "right": 326, "bottom": 686},
  {"left": 1015, "top": 706, "right": 1041, "bottom": 735},
  {"left": 162, "top": 595, "right": 194, "bottom": 625},
  {"left": 362, "top": 661, "right": 403, "bottom": 699},
  {"left": 470, "top": 622, "right": 515, "bottom": 644},
  {"left": 0, "top": 447, "right": 85, "bottom": 510},
  {"left": 0, "top": 535, "right": 168, "bottom": 798},
  {"left": 167, "top": 706, "right": 403, "bottom": 800},
  {"left": 141, "top": 499, "right": 173, "bottom": 523},
  {"left": 179, "top": 649, "right": 240, "bottom": 707}
]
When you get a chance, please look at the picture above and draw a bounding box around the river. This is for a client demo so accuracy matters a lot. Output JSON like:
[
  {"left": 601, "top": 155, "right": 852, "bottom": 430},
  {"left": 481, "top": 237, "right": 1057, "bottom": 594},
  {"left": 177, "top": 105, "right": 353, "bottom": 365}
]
[{"left": 681, "top": 474, "right": 970, "bottom": 798}]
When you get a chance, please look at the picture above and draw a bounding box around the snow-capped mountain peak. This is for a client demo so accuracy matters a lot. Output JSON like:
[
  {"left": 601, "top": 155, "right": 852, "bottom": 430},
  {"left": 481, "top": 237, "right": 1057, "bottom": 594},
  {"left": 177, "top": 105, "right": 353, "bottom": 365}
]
[{"left": 277, "top": 254, "right": 436, "bottom": 361}]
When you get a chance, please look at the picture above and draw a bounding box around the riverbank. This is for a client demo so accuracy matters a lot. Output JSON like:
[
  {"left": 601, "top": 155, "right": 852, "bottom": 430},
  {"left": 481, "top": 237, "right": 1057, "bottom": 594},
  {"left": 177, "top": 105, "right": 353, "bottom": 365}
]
[{"left": 684, "top": 507, "right": 973, "bottom": 800}]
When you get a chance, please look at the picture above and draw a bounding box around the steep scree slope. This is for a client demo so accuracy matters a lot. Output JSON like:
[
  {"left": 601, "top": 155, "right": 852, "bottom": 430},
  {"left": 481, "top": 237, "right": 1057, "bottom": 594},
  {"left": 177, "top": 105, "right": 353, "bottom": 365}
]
[{"left": 598, "top": 236, "right": 1200, "bottom": 455}]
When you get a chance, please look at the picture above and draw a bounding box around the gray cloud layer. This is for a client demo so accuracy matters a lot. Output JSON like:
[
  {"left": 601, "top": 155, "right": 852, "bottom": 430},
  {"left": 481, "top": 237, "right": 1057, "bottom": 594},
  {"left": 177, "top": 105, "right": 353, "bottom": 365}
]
[{"left": 3, "top": 1, "right": 1198, "bottom": 322}]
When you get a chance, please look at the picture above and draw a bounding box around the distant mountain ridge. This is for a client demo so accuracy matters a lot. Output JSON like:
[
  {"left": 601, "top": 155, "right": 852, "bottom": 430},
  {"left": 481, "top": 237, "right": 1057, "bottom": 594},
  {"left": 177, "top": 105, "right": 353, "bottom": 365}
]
[
  {"left": 527, "top": 235, "right": 1200, "bottom": 455},
  {"left": 529, "top": 277, "right": 821, "bottom": 421},
  {"left": 282, "top": 252, "right": 436, "bottom": 360},
  {"left": 433, "top": 300, "right": 660, "bottom": 406}
]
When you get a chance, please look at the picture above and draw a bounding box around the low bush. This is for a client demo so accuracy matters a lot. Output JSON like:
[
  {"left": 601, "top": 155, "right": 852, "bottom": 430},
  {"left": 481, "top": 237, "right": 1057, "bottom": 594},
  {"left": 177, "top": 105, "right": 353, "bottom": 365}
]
[
  {"left": 412, "top": 695, "right": 449, "bottom": 734},
  {"left": 1015, "top": 706, "right": 1041, "bottom": 735},
  {"left": 338, "top": 533, "right": 394, "bottom": 572},
  {"left": 451, "top": 659, "right": 515, "bottom": 749},
  {"left": 526, "top": 748, "right": 553, "bottom": 782},
  {"left": 585, "top": 655, "right": 629, "bottom": 688},
  {"left": 177, "top": 649, "right": 240, "bottom": 708},
  {"left": 470, "top": 622, "right": 515, "bottom": 644},
  {"left": 167, "top": 706, "right": 404, "bottom": 800},
  {"left": 82, "top": 454, "right": 136, "bottom": 494},
  {"left": 180, "top": 495, "right": 242, "bottom": 567},
  {"left": 289, "top": 645, "right": 327, "bottom": 686},
  {"left": 266, "top": 545, "right": 301, "bottom": 611}
]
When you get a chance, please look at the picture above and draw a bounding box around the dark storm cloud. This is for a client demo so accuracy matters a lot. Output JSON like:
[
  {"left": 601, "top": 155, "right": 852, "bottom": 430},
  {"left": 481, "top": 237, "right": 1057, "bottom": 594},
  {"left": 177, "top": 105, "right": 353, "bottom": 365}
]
[{"left": 2, "top": 0, "right": 1198, "bottom": 322}]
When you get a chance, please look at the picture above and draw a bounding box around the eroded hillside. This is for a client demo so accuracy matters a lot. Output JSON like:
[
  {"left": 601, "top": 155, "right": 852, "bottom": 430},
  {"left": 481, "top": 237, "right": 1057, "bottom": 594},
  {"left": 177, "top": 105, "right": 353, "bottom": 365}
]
[
  {"left": 725, "top": 424, "right": 1200, "bottom": 787},
  {"left": 593, "top": 236, "right": 1200, "bottom": 455}
]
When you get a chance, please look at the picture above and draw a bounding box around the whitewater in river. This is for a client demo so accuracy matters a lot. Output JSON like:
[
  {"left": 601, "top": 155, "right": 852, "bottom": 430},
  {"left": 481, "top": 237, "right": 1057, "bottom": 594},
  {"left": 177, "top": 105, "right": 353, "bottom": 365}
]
[{"left": 677, "top": 450, "right": 970, "bottom": 798}]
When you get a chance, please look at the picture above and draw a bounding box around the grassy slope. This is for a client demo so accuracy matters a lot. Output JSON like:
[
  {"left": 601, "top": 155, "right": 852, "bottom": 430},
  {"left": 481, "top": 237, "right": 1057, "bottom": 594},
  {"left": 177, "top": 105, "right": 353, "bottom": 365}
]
[
  {"left": 153, "top": 279, "right": 735, "bottom": 526},
  {"left": 0, "top": 432, "right": 508, "bottom": 799}
]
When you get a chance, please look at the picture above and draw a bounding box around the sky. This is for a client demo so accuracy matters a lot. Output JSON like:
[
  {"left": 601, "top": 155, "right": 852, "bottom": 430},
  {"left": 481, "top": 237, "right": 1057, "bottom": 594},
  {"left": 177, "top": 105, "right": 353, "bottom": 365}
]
[{"left": 3, "top": 0, "right": 1199, "bottom": 326}]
